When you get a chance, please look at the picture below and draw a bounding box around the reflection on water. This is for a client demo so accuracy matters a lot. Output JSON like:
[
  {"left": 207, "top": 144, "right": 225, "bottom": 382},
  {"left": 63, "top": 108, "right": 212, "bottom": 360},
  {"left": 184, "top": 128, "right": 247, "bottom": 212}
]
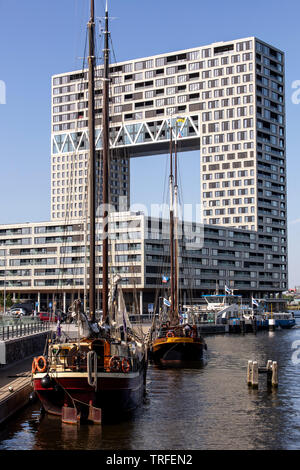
[{"left": 0, "top": 321, "right": 300, "bottom": 450}]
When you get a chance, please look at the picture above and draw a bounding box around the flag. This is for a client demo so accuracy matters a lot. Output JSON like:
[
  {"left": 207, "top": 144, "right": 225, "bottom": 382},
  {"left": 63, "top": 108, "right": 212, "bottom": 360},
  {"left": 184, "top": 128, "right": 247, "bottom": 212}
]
[
  {"left": 163, "top": 298, "right": 171, "bottom": 307},
  {"left": 225, "top": 285, "right": 232, "bottom": 295},
  {"left": 162, "top": 275, "right": 169, "bottom": 284},
  {"left": 252, "top": 297, "right": 259, "bottom": 307}
]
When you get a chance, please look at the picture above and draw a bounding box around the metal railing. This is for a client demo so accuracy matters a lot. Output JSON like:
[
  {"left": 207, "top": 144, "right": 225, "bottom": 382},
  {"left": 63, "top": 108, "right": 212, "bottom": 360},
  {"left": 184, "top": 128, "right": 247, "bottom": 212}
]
[
  {"left": 0, "top": 321, "right": 50, "bottom": 341},
  {"left": 47, "top": 353, "right": 142, "bottom": 374}
]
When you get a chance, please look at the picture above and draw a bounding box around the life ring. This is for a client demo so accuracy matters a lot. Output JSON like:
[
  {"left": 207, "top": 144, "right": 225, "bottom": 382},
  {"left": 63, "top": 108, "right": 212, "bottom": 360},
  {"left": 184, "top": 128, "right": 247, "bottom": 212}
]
[
  {"left": 109, "top": 355, "right": 121, "bottom": 372},
  {"left": 36, "top": 356, "right": 47, "bottom": 373},
  {"left": 166, "top": 330, "right": 175, "bottom": 338},
  {"left": 32, "top": 357, "right": 38, "bottom": 374},
  {"left": 122, "top": 358, "right": 131, "bottom": 373}
]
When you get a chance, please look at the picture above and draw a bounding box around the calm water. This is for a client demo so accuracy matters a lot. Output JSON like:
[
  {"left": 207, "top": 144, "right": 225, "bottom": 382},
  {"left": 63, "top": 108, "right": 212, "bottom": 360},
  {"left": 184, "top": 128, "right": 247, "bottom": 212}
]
[{"left": 0, "top": 320, "right": 299, "bottom": 450}]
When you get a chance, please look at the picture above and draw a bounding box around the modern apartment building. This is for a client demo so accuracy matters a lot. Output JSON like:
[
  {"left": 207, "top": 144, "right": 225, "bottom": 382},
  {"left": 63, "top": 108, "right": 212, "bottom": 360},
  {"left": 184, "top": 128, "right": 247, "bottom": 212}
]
[
  {"left": 0, "top": 212, "right": 287, "bottom": 313},
  {"left": 0, "top": 36, "right": 288, "bottom": 311},
  {"left": 50, "top": 36, "right": 286, "bottom": 236}
]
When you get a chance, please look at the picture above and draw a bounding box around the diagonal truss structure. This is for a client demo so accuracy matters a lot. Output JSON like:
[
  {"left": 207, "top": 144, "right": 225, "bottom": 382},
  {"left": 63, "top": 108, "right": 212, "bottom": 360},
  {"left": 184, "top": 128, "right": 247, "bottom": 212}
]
[{"left": 52, "top": 115, "right": 200, "bottom": 158}]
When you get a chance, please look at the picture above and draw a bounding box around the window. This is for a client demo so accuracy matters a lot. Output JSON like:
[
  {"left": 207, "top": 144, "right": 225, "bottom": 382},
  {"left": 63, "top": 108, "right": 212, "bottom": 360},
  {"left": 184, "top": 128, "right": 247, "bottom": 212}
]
[
  {"left": 178, "top": 95, "right": 187, "bottom": 103},
  {"left": 145, "top": 59, "right": 154, "bottom": 69},
  {"left": 123, "top": 63, "right": 133, "bottom": 73},
  {"left": 166, "top": 86, "right": 176, "bottom": 95},
  {"left": 231, "top": 55, "right": 240, "bottom": 63},
  {"left": 202, "top": 70, "right": 211, "bottom": 79},
  {"left": 135, "top": 61, "right": 144, "bottom": 71},
  {"left": 189, "top": 82, "right": 201, "bottom": 91},
  {"left": 145, "top": 70, "right": 154, "bottom": 79},
  {"left": 155, "top": 78, "right": 164, "bottom": 87},
  {"left": 202, "top": 48, "right": 211, "bottom": 58},
  {"left": 156, "top": 98, "right": 164, "bottom": 107},
  {"left": 166, "top": 76, "right": 175, "bottom": 85},
  {"left": 167, "top": 66, "right": 176, "bottom": 75},
  {"left": 178, "top": 75, "right": 188, "bottom": 83},
  {"left": 156, "top": 57, "right": 165, "bottom": 67}
]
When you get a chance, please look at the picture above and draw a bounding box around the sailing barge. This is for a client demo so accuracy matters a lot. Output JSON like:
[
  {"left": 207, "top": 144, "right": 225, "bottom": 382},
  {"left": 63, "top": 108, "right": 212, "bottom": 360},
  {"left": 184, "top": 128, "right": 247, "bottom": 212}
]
[
  {"left": 32, "top": 1, "right": 147, "bottom": 423},
  {"left": 150, "top": 120, "right": 207, "bottom": 367},
  {"left": 32, "top": 326, "right": 147, "bottom": 422}
]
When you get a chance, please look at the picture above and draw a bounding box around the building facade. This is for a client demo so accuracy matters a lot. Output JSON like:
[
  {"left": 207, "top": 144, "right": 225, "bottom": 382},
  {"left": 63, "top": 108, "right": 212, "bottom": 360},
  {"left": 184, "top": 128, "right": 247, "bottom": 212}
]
[
  {"left": 50, "top": 37, "right": 286, "bottom": 239},
  {"left": 0, "top": 212, "right": 287, "bottom": 313}
]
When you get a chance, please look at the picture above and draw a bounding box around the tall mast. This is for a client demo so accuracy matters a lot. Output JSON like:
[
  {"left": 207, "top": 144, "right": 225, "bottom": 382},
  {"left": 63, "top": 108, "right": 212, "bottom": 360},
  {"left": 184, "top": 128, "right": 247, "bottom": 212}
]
[
  {"left": 88, "top": 0, "right": 96, "bottom": 323},
  {"left": 169, "top": 120, "right": 175, "bottom": 323},
  {"left": 174, "top": 129, "right": 179, "bottom": 320},
  {"left": 102, "top": 2, "right": 110, "bottom": 322}
]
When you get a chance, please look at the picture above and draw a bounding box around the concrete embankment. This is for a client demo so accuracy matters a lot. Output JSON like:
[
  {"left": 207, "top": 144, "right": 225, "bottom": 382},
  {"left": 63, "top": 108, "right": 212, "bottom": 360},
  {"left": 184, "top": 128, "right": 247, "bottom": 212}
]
[
  {"left": 0, "top": 331, "right": 50, "bottom": 425},
  {"left": 0, "top": 331, "right": 49, "bottom": 366}
]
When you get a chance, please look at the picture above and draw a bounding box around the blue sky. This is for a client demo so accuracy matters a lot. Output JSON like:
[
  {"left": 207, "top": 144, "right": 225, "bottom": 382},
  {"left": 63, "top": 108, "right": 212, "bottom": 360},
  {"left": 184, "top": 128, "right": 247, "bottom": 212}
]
[{"left": 0, "top": 0, "right": 299, "bottom": 286}]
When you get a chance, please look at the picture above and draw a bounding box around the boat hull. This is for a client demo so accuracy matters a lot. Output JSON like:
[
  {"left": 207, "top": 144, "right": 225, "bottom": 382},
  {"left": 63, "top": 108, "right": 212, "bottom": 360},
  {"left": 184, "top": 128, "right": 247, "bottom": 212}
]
[
  {"left": 275, "top": 319, "right": 296, "bottom": 328},
  {"left": 151, "top": 337, "right": 206, "bottom": 367},
  {"left": 33, "top": 368, "right": 147, "bottom": 421}
]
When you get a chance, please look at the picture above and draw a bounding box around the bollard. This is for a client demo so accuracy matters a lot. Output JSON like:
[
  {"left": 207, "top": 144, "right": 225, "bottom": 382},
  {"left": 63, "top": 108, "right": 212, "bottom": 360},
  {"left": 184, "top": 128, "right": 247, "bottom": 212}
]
[
  {"left": 272, "top": 361, "right": 278, "bottom": 388},
  {"left": 269, "top": 318, "right": 276, "bottom": 331},
  {"left": 251, "top": 361, "right": 258, "bottom": 388},
  {"left": 247, "top": 359, "right": 278, "bottom": 389},
  {"left": 266, "top": 360, "right": 273, "bottom": 387},
  {"left": 247, "top": 360, "right": 253, "bottom": 386}
]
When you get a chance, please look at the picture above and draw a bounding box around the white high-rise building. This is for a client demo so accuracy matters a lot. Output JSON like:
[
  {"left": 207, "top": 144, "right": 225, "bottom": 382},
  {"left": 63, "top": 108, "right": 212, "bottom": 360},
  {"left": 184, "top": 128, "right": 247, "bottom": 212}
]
[
  {"left": 0, "top": 36, "right": 287, "bottom": 312},
  {"left": 50, "top": 37, "right": 286, "bottom": 242}
]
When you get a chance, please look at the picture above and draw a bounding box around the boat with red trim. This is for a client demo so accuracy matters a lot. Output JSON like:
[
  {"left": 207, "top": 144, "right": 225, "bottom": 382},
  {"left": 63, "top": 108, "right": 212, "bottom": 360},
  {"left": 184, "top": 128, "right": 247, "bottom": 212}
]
[
  {"left": 149, "top": 117, "right": 207, "bottom": 367},
  {"left": 32, "top": 1, "right": 147, "bottom": 423}
]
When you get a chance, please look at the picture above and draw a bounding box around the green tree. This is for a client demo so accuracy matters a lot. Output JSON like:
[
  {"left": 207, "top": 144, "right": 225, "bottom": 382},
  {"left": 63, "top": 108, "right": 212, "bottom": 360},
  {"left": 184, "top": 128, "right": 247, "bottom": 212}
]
[{"left": 6, "top": 293, "right": 12, "bottom": 308}]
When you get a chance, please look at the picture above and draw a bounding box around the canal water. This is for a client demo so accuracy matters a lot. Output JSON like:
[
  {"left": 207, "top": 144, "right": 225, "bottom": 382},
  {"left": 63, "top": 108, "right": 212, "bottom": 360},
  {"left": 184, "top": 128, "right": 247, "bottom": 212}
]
[{"left": 0, "top": 320, "right": 299, "bottom": 450}]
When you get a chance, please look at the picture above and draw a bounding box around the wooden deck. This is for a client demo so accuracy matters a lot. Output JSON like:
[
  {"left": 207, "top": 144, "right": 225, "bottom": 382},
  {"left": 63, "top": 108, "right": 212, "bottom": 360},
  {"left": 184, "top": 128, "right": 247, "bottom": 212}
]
[{"left": 0, "top": 358, "right": 34, "bottom": 425}]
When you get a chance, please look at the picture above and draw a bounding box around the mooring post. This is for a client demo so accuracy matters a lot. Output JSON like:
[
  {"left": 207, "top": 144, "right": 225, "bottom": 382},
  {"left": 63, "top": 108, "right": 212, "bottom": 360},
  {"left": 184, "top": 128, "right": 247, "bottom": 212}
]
[
  {"left": 251, "top": 361, "right": 258, "bottom": 388},
  {"left": 269, "top": 318, "right": 276, "bottom": 331},
  {"left": 272, "top": 361, "right": 278, "bottom": 388},
  {"left": 247, "top": 359, "right": 278, "bottom": 389},
  {"left": 266, "top": 360, "right": 272, "bottom": 387},
  {"left": 247, "top": 360, "right": 253, "bottom": 386}
]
